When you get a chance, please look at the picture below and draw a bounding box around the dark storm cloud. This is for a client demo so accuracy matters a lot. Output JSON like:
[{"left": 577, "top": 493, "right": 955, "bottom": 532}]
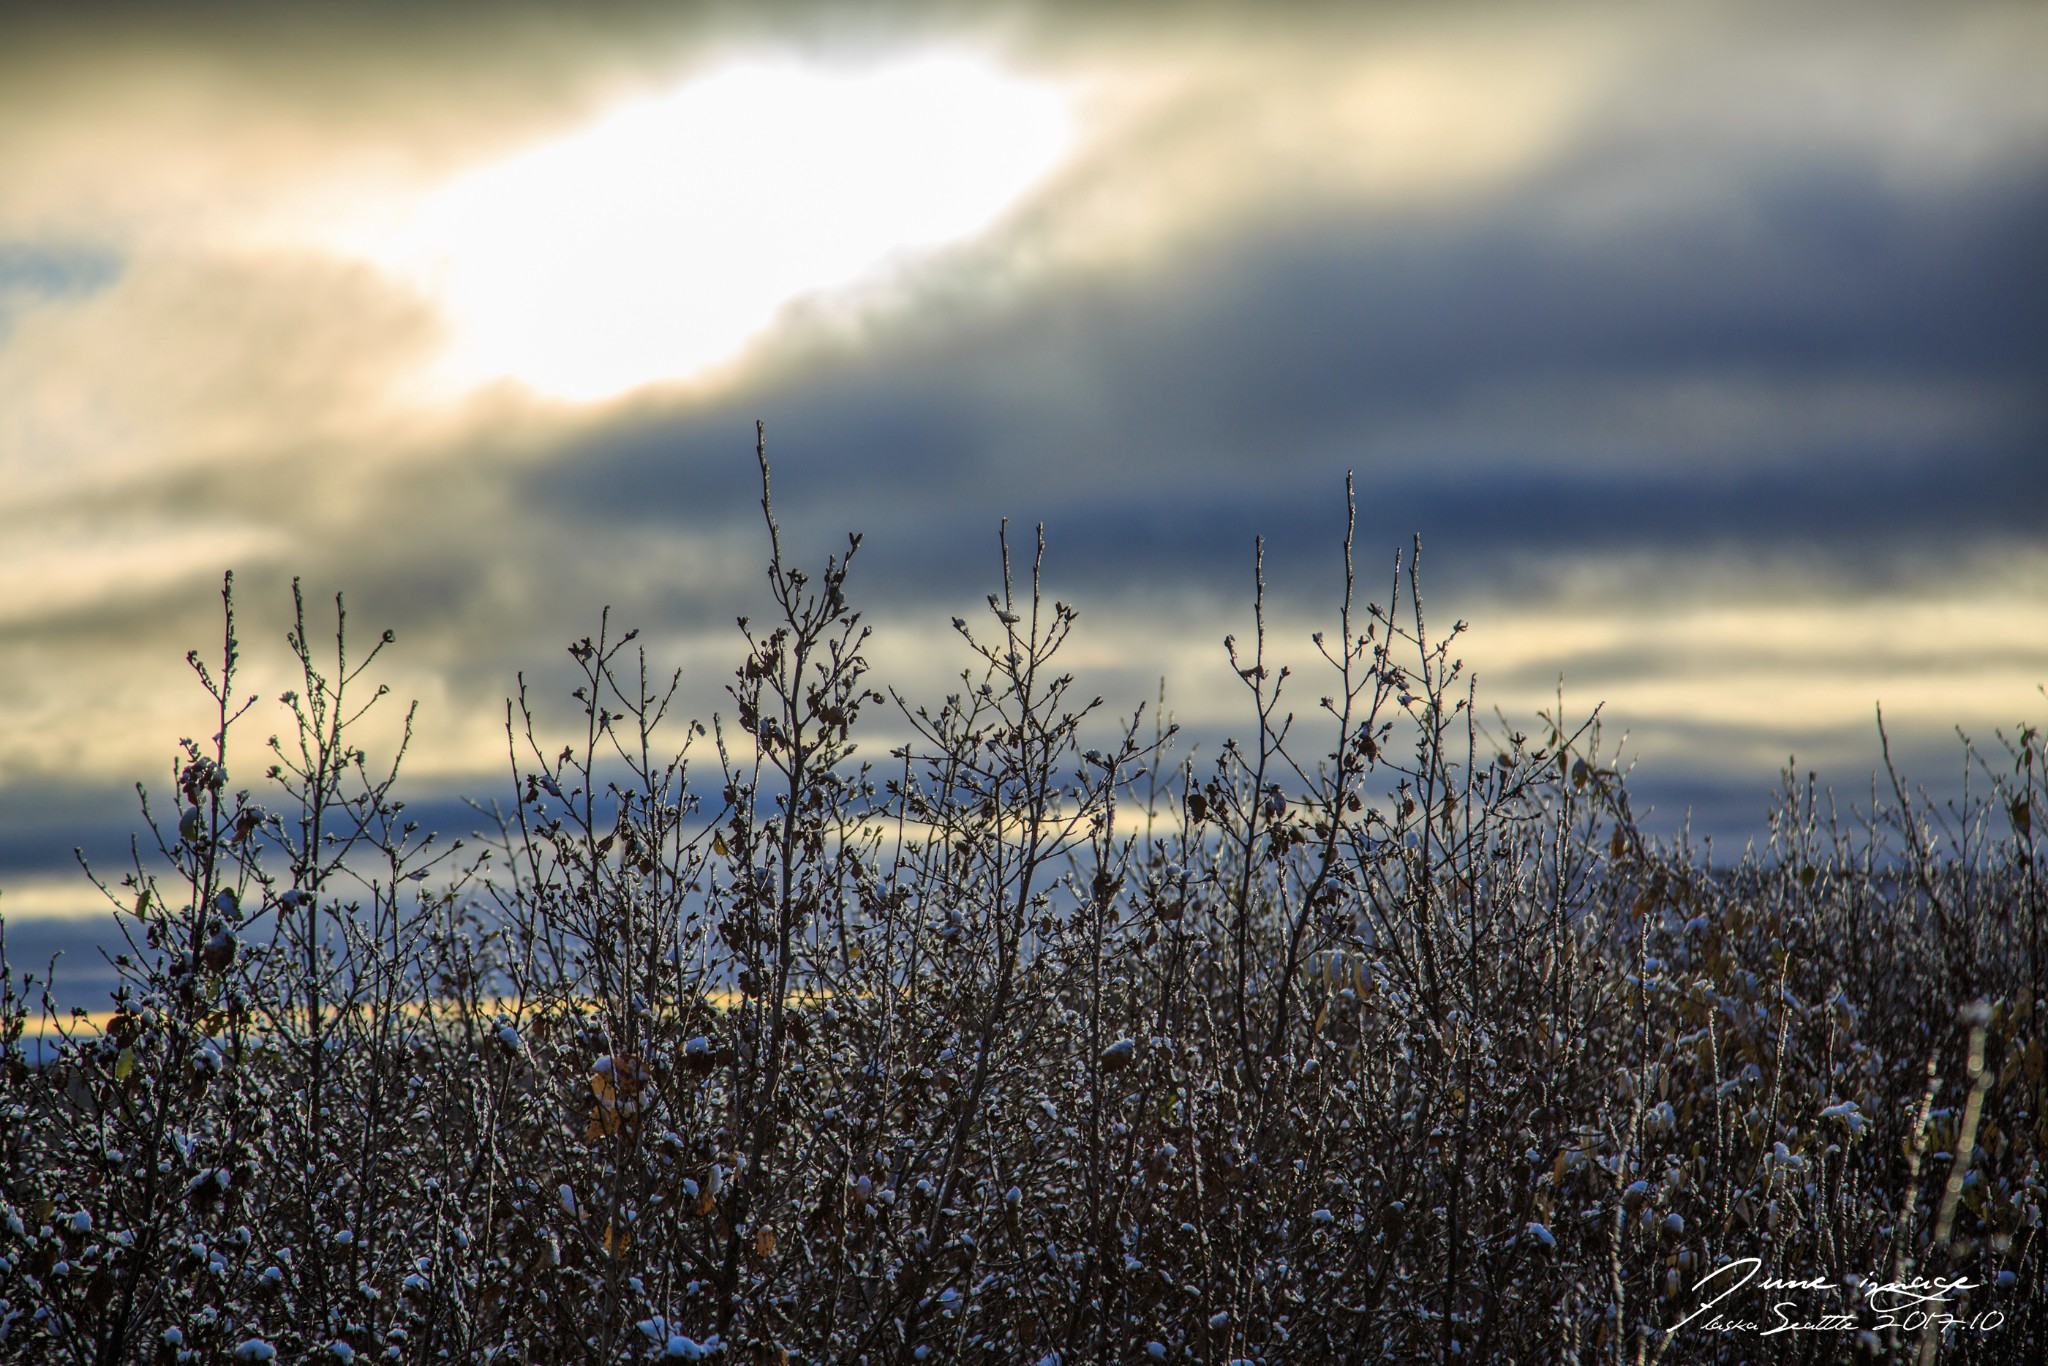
[
  {"left": 0, "top": 783, "right": 141, "bottom": 885},
  {"left": 0, "top": 914, "right": 126, "bottom": 1006},
  {"left": 524, "top": 148, "right": 2048, "bottom": 612}
]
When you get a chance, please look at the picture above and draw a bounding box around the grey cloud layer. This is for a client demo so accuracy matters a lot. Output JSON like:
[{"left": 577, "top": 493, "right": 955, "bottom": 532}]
[{"left": 526, "top": 153, "right": 2048, "bottom": 598}]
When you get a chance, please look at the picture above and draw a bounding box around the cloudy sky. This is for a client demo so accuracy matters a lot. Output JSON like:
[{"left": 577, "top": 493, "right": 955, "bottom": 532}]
[{"left": 4, "top": 1, "right": 2045, "bottom": 995}]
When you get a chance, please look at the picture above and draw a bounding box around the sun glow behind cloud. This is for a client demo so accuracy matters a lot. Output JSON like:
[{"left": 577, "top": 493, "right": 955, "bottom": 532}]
[{"left": 348, "top": 52, "right": 1075, "bottom": 402}]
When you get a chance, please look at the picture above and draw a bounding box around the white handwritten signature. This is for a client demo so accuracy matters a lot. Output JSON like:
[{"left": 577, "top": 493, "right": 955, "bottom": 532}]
[{"left": 1671, "top": 1258, "right": 1993, "bottom": 1337}]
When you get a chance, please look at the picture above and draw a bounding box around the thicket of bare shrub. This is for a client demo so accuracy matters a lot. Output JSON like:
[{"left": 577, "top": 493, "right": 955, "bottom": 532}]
[{"left": 1, "top": 438, "right": 2040, "bottom": 1363}]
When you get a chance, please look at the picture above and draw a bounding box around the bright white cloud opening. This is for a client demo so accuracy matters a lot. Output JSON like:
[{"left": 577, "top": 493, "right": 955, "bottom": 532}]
[{"left": 353, "top": 52, "right": 1074, "bottom": 402}]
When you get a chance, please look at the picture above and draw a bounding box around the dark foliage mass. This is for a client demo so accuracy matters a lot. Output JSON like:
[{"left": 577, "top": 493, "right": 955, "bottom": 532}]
[{"left": 1, "top": 437, "right": 2041, "bottom": 1364}]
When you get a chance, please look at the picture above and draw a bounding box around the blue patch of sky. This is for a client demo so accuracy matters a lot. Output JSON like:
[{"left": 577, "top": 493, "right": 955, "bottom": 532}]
[{"left": 0, "top": 241, "right": 123, "bottom": 342}]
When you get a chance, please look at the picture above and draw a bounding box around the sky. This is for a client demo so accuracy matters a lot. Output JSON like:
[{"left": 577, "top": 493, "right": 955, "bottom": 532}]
[{"left": 3, "top": 0, "right": 2046, "bottom": 1002}]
